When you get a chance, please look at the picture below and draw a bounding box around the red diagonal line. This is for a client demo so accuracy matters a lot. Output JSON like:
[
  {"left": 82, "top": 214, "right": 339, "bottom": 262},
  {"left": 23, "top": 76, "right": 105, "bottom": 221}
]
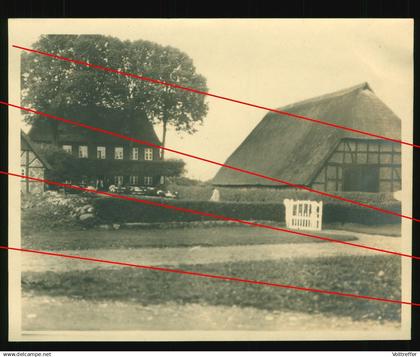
[
  {"left": 3, "top": 170, "right": 417, "bottom": 260},
  {"left": 2, "top": 101, "right": 416, "bottom": 223},
  {"left": 13, "top": 44, "right": 418, "bottom": 149},
  {"left": 1, "top": 245, "right": 417, "bottom": 307}
]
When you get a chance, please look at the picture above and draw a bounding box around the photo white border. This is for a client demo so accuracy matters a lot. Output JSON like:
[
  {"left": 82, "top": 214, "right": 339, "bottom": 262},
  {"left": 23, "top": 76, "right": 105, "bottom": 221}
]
[{"left": 7, "top": 18, "right": 413, "bottom": 342}]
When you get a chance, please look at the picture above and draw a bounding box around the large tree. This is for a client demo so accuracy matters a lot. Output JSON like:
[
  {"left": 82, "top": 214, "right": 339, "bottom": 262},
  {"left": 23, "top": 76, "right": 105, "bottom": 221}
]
[{"left": 22, "top": 35, "right": 208, "bottom": 153}]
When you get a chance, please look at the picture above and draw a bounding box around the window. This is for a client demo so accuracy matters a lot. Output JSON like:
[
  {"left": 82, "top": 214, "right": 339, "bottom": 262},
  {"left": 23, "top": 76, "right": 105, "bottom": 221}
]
[
  {"left": 62, "top": 145, "right": 72, "bottom": 154},
  {"left": 114, "top": 176, "right": 124, "bottom": 186},
  {"left": 380, "top": 153, "right": 392, "bottom": 164},
  {"left": 144, "top": 176, "right": 153, "bottom": 186},
  {"left": 114, "top": 147, "right": 124, "bottom": 160},
  {"left": 380, "top": 144, "right": 393, "bottom": 152},
  {"left": 144, "top": 148, "right": 153, "bottom": 161},
  {"left": 129, "top": 175, "right": 139, "bottom": 185},
  {"left": 160, "top": 176, "right": 165, "bottom": 185},
  {"left": 79, "top": 145, "right": 88, "bottom": 158},
  {"left": 97, "top": 146, "right": 106, "bottom": 159},
  {"left": 131, "top": 147, "right": 139, "bottom": 160}
]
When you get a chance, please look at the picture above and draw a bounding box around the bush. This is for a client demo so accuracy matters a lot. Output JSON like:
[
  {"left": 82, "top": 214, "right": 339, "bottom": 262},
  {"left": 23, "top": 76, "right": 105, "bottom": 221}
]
[
  {"left": 92, "top": 197, "right": 401, "bottom": 226},
  {"left": 167, "top": 184, "right": 399, "bottom": 206},
  {"left": 21, "top": 192, "right": 94, "bottom": 231},
  {"left": 93, "top": 198, "right": 283, "bottom": 224},
  {"left": 166, "top": 183, "right": 213, "bottom": 201},
  {"left": 323, "top": 201, "right": 401, "bottom": 225}
]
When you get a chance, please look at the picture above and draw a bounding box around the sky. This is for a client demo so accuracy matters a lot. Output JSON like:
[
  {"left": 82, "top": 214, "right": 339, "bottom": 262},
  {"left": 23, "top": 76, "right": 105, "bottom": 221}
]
[{"left": 10, "top": 19, "right": 413, "bottom": 181}]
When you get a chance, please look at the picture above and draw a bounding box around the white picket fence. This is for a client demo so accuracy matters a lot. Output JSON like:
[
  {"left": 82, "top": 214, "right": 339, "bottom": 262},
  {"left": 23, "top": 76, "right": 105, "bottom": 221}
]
[{"left": 283, "top": 199, "right": 323, "bottom": 231}]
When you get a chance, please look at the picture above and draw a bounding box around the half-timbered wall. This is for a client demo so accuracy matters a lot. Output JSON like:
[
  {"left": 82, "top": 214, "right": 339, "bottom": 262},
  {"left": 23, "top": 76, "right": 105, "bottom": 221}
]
[
  {"left": 20, "top": 148, "right": 46, "bottom": 193},
  {"left": 311, "top": 139, "right": 401, "bottom": 193}
]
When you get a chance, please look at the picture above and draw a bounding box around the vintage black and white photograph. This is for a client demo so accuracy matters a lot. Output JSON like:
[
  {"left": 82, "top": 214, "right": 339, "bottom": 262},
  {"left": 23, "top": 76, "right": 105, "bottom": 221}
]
[{"left": 7, "top": 19, "right": 413, "bottom": 341}]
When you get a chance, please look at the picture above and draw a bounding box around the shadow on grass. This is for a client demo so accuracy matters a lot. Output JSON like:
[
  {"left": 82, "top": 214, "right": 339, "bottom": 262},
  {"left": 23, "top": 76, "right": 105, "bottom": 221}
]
[
  {"left": 22, "top": 225, "right": 357, "bottom": 250},
  {"left": 22, "top": 254, "right": 401, "bottom": 321}
]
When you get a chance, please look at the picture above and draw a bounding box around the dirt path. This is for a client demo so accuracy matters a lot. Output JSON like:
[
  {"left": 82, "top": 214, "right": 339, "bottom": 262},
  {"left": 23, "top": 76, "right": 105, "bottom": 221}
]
[
  {"left": 20, "top": 231, "right": 401, "bottom": 272},
  {"left": 22, "top": 294, "right": 400, "bottom": 332}
]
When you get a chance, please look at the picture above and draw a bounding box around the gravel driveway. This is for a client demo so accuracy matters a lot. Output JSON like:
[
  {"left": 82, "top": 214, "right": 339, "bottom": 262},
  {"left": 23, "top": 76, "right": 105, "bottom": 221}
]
[{"left": 22, "top": 294, "right": 400, "bottom": 332}]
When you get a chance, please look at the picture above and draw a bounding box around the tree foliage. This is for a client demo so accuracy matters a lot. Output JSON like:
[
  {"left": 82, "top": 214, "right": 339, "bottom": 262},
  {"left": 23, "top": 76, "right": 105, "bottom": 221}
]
[
  {"left": 36, "top": 144, "right": 82, "bottom": 182},
  {"left": 22, "top": 35, "right": 209, "bottom": 148}
]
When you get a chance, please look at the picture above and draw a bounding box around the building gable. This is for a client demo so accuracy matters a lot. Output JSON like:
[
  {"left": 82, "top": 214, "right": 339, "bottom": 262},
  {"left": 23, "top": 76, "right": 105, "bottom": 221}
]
[{"left": 212, "top": 82, "right": 401, "bottom": 189}]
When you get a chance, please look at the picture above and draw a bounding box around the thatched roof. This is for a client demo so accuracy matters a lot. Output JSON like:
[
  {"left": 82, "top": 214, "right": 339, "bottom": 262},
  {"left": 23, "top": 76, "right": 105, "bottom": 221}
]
[
  {"left": 21, "top": 130, "right": 52, "bottom": 170},
  {"left": 28, "top": 107, "right": 161, "bottom": 145},
  {"left": 212, "top": 82, "right": 401, "bottom": 187}
]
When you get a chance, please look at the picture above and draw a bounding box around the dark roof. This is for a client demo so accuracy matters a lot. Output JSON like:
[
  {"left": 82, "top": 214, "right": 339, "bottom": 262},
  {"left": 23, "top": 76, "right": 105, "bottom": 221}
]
[
  {"left": 28, "top": 107, "right": 161, "bottom": 146},
  {"left": 21, "top": 130, "right": 52, "bottom": 170},
  {"left": 212, "top": 82, "right": 401, "bottom": 187}
]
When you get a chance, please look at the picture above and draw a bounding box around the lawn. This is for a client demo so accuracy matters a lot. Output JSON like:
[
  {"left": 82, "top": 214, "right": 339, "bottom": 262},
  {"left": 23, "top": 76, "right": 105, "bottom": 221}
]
[
  {"left": 324, "top": 223, "right": 401, "bottom": 237},
  {"left": 22, "top": 225, "right": 357, "bottom": 250},
  {"left": 22, "top": 254, "right": 401, "bottom": 321}
]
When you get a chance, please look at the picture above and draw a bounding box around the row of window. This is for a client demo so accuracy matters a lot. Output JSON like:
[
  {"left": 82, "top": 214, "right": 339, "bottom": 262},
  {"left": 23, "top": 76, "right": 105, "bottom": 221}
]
[
  {"left": 115, "top": 175, "right": 154, "bottom": 186},
  {"left": 63, "top": 145, "right": 154, "bottom": 161}
]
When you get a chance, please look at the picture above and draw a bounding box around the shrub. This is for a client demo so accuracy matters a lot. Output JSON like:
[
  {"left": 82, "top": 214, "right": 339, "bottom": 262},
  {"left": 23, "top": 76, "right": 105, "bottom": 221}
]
[
  {"left": 323, "top": 201, "right": 401, "bottom": 225},
  {"left": 93, "top": 198, "right": 283, "bottom": 224},
  {"left": 92, "top": 197, "right": 401, "bottom": 226},
  {"left": 166, "top": 184, "right": 399, "bottom": 206},
  {"left": 166, "top": 184, "right": 213, "bottom": 201},
  {"left": 21, "top": 192, "right": 94, "bottom": 231}
]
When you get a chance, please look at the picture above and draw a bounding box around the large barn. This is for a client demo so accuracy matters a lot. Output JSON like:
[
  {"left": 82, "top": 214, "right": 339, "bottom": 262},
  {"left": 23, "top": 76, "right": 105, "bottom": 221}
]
[{"left": 212, "top": 83, "right": 401, "bottom": 193}]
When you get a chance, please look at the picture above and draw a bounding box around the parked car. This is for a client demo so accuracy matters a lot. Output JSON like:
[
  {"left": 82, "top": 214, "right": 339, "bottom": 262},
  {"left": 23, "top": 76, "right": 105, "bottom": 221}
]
[
  {"left": 127, "top": 186, "right": 147, "bottom": 195},
  {"left": 161, "top": 190, "right": 179, "bottom": 199},
  {"left": 125, "top": 186, "right": 178, "bottom": 199},
  {"left": 80, "top": 185, "right": 95, "bottom": 194},
  {"left": 108, "top": 185, "right": 128, "bottom": 194},
  {"left": 143, "top": 186, "right": 159, "bottom": 197}
]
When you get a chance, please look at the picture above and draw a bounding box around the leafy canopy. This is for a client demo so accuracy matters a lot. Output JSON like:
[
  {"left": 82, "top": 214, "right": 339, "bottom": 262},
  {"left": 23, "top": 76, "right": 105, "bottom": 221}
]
[{"left": 22, "top": 35, "right": 209, "bottom": 138}]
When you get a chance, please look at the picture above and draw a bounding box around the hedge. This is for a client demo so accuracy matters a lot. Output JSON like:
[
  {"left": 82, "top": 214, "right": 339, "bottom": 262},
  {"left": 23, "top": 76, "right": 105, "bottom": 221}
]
[
  {"left": 166, "top": 184, "right": 398, "bottom": 205},
  {"left": 93, "top": 197, "right": 401, "bottom": 226},
  {"left": 94, "top": 198, "right": 283, "bottom": 223}
]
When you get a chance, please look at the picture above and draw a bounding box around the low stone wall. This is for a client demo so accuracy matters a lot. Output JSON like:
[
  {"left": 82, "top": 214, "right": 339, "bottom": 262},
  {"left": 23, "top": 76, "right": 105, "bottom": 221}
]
[{"left": 21, "top": 191, "right": 97, "bottom": 231}]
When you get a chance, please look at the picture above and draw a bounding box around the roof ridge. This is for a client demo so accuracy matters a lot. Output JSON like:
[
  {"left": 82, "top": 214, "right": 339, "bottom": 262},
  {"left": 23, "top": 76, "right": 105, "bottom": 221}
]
[
  {"left": 21, "top": 130, "right": 52, "bottom": 170},
  {"left": 279, "top": 82, "right": 372, "bottom": 112}
]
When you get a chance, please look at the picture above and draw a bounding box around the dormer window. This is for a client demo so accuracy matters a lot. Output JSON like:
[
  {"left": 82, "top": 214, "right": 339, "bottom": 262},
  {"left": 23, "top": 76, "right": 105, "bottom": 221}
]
[
  {"left": 114, "top": 147, "right": 124, "bottom": 160},
  {"left": 78, "top": 145, "right": 88, "bottom": 158},
  {"left": 144, "top": 148, "right": 153, "bottom": 161}
]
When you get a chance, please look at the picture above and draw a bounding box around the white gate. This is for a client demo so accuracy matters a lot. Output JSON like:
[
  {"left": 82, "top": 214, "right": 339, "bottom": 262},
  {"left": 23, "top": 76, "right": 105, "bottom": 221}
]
[{"left": 283, "top": 199, "right": 323, "bottom": 231}]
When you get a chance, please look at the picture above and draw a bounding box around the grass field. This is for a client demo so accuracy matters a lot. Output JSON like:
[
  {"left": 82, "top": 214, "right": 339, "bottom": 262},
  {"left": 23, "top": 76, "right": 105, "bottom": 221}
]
[
  {"left": 325, "top": 223, "right": 401, "bottom": 237},
  {"left": 22, "top": 225, "right": 357, "bottom": 250},
  {"left": 22, "top": 254, "right": 400, "bottom": 321}
]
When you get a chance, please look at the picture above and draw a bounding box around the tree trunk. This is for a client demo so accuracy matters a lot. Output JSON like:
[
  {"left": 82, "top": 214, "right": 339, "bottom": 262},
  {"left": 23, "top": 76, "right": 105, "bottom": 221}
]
[
  {"left": 51, "top": 121, "right": 59, "bottom": 147},
  {"left": 161, "top": 120, "right": 167, "bottom": 159}
]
